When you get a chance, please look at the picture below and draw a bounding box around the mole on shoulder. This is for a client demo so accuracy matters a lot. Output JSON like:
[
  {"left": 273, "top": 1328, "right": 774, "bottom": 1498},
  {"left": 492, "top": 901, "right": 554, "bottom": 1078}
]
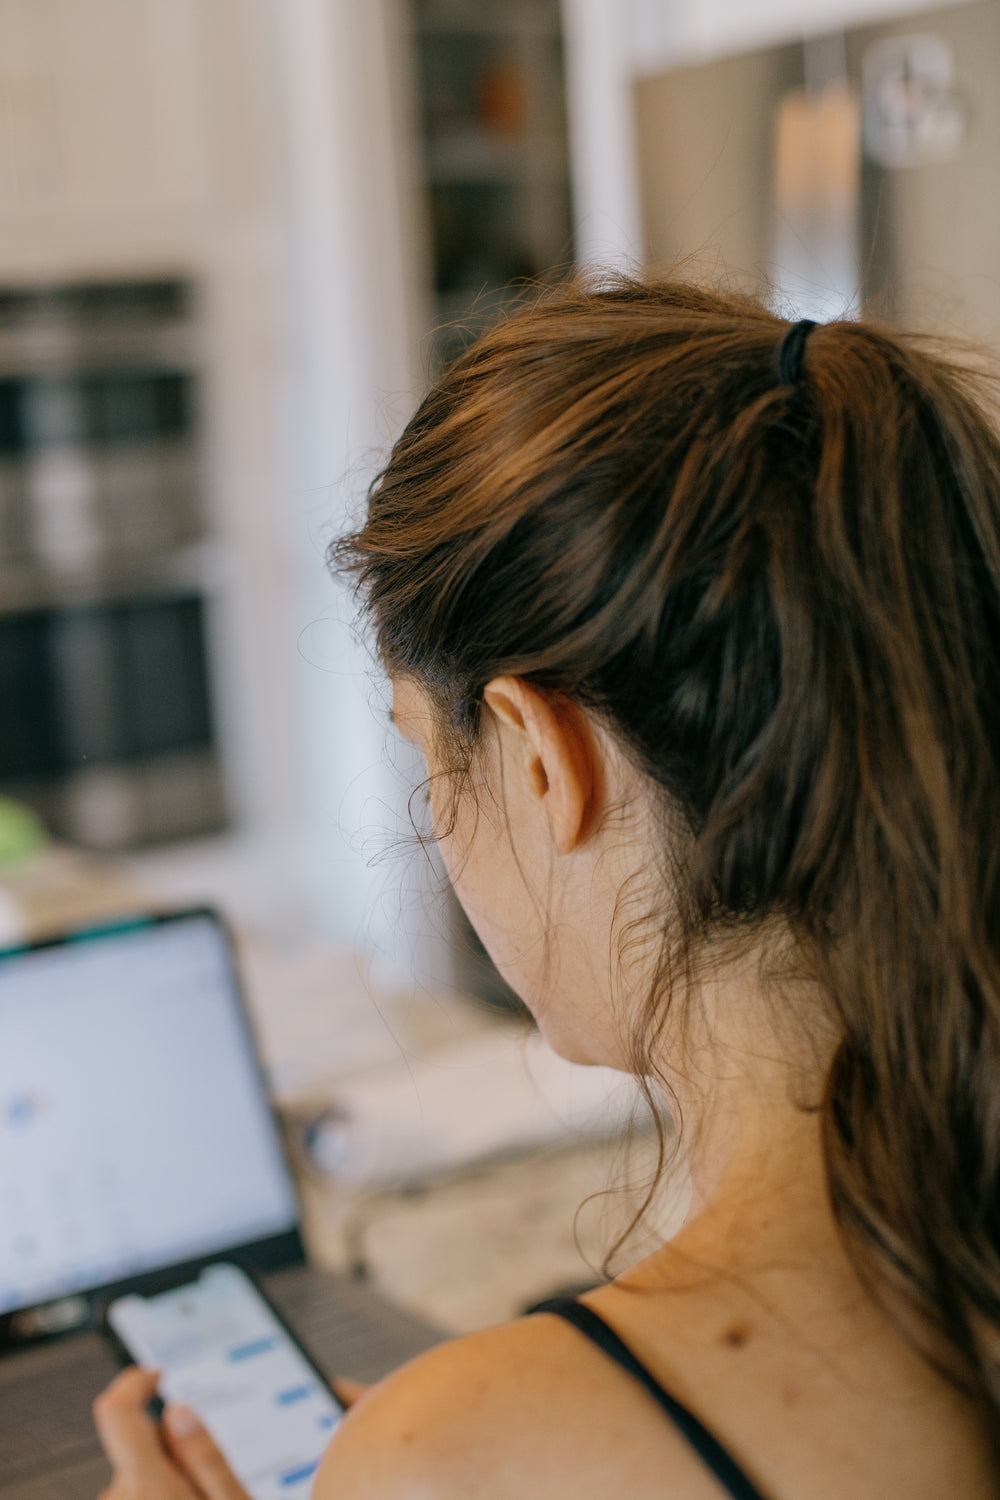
[{"left": 722, "top": 1325, "right": 751, "bottom": 1349}]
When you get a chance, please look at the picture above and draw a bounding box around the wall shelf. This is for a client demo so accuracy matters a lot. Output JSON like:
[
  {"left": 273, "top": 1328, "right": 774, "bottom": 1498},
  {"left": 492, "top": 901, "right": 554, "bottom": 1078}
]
[
  {"left": 425, "top": 130, "right": 567, "bottom": 184},
  {"left": 410, "top": 0, "right": 574, "bottom": 369},
  {"left": 0, "top": 277, "right": 226, "bottom": 850},
  {"left": 415, "top": 2, "right": 561, "bottom": 42}
]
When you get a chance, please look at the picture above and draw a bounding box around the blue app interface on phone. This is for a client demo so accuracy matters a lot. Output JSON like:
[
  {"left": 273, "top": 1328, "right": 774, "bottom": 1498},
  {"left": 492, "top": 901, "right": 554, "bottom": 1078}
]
[{"left": 109, "top": 1263, "right": 342, "bottom": 1499}]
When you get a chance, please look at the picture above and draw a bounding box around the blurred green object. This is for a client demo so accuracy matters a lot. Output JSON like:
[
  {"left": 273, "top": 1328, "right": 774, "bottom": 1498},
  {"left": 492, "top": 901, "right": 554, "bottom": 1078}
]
[{"left": 0, "top": 796, "right": 47, "bottom": 866}]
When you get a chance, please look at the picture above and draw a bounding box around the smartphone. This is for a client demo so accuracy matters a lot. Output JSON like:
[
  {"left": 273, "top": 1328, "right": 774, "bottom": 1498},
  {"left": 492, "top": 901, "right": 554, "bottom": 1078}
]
[{"left": 104, "top": 1262, "right": 344, "bottom": 1500}]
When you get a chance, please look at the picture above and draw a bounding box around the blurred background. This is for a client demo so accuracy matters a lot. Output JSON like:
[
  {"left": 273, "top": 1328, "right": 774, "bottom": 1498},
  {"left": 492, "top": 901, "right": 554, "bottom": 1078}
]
[
  {"left": 0, "top": 0, "right": 994, "bottom": 962},
  {"left": 0, "top": 0, "right": 996, "bottom": 1324}
]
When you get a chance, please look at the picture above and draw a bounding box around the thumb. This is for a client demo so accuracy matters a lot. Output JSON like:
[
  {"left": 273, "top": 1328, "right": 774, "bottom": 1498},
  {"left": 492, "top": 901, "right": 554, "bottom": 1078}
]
[
  {"left": 93, "top": 1366, "right": 172, "bottom": 1478},
  {"left": 162, "top": 1405, "right": 249, "bottom": 1500}
]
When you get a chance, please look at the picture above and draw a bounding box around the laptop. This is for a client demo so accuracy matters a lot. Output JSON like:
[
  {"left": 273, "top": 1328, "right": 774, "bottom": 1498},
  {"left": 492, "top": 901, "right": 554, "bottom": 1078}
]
[{"left": 0, "top": 907, "right": 440, "bottom": 1500}]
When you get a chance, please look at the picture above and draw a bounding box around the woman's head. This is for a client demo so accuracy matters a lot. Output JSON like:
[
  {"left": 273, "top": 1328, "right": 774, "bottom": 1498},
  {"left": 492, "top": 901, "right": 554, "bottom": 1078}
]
[
  {"left": 390, "top": 666, "right": 678, "bottom": 1070},
  {"left": 337, "top": 274, "right": 1000, "bottom": 1418}
]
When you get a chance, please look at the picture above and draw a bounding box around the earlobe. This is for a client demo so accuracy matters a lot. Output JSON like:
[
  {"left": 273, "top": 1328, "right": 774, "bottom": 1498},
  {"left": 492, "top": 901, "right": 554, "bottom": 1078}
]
[{"left": 482, "top": 677, "right": 595, "bottom": 855}]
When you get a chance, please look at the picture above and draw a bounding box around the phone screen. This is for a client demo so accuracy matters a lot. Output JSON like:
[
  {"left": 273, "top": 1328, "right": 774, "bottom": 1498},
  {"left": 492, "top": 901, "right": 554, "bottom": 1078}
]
[{"left": 107, "top": 1263, "right": 343, "bottom": 1500}]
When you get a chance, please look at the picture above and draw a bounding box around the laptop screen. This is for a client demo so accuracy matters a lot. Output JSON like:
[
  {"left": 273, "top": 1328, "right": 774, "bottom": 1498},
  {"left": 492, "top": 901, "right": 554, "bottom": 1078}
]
[{"left": 0, "top": 911, "right": 299, "bottom": 1316}]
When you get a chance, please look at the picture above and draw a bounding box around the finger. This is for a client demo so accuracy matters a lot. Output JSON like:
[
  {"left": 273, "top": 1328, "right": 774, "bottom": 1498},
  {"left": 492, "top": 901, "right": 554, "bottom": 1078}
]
[
  {"left": 330, "top": 1376, "right": 369, "bottom": 1408},
  {"left": 163, "top": 1405, "right": 249, "bottom": 1500},
  {"left": 93, "top": 1366, "right": 169, "bottom": 1476}
]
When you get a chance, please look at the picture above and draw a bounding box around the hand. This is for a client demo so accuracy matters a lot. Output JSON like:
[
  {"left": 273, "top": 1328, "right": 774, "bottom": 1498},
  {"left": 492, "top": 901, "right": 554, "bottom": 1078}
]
[{"left": 93, "top": 1367, "right": 250, "bottom": 1500}]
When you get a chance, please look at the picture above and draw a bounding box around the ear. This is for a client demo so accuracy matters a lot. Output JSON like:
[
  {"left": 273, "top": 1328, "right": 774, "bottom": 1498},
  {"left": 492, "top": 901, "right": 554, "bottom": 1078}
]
[{"left": 481, "top": 677, "right": 596, "bottom": 855}]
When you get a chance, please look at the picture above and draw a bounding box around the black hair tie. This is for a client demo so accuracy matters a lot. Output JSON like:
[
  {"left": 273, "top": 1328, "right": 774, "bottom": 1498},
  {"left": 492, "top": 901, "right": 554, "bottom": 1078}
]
[{"left": 777, "top": 318, "right": 818, "bottom": 384}]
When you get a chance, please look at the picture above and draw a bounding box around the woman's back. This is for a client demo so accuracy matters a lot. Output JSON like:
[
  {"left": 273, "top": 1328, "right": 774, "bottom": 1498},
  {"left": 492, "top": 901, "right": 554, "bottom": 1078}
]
[
  {"left": 317, "top": 1093, "right": 995, "bottom": 1498},
  {"left": 315, "top": 1282, "right": 995, "bottom": 1497}
]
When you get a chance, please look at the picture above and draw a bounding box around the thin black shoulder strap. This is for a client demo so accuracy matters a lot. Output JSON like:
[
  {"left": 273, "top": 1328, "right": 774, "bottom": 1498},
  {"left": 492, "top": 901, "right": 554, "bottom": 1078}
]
[{"left": 532, "top": 1297, "right": 772, "bottom": 1500}]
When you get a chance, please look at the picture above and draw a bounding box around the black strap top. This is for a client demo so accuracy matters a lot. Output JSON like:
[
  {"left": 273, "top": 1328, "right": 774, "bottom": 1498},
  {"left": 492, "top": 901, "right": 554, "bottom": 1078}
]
[{"left": 533, "top": 1297, "right": 771, "bottom": 1500}]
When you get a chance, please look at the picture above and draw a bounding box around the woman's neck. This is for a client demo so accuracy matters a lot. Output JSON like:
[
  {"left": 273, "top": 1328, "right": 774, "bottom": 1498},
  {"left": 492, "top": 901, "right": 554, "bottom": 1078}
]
[{"left": 640, "top": 956, "right": 848, "bottom": 1282}]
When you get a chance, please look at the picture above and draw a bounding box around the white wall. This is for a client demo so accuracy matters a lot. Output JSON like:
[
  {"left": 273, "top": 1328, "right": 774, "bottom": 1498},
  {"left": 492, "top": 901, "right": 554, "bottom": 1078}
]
[
  {"left": 628, "top": 0, "right": 973, "bottom": 72},
  {"left": 261, "top": 0, "right": 439, "bottom": 969},
  {"left": 560, "top": 0, "right": 645, "bottom": 267}
]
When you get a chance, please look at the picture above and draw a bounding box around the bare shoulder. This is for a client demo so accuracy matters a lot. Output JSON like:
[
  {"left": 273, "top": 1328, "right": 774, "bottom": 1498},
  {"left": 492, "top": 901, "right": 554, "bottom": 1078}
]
[
  {"left": 312, "top": 1318, "right": 571, "bottom": 1500},
  {"left": 311, "top": 1312, "right": 691, "bottom": 1500},
  {"left": 311, "top": 1281, "right": 998, "bottom": 1500}
]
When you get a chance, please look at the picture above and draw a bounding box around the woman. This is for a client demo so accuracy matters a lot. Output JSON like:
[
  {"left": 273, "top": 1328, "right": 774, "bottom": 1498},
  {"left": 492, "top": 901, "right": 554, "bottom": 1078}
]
[{"left": 94, "top": 277, "right": 1000, "bottom": 1496}]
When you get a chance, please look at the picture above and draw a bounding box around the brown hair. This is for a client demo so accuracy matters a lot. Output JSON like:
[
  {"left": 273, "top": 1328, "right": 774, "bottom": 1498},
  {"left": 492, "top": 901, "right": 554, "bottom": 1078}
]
[{"left": 335, "top": 274, "right": 1000, "bottom": 1430}]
